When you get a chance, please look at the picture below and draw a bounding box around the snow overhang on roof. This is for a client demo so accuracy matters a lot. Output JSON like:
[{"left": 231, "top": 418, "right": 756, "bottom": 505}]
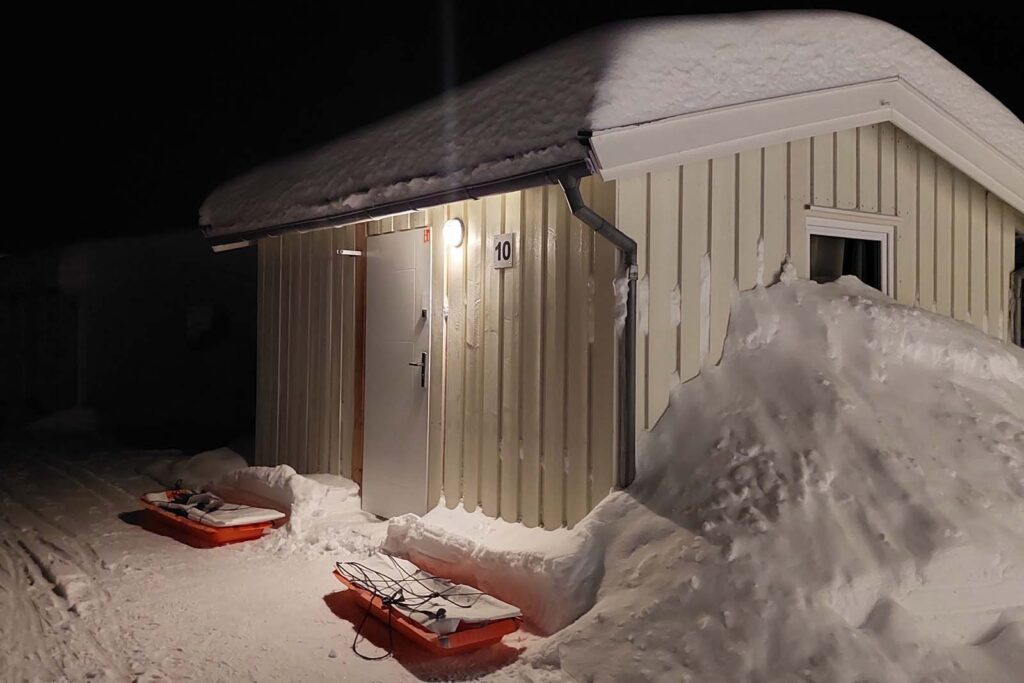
[{"left": 200, "top": 11, "right": 1024, "bottom": 245}]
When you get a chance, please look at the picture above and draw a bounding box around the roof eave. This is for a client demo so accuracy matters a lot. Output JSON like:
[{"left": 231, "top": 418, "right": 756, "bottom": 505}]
[
  {"left": 589, "top": 77, "right": 1024, "bottom": 215},
  {"left": 203, "top": 159, "right": 592, "bottom": 247}
]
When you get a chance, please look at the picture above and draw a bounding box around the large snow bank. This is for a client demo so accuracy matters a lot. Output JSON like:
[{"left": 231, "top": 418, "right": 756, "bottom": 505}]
[
  {"left": 388, "top": 275, "right": 1024, "bottom": 681},
  {"left": 201, "top": 11, "right": 1023, "bottom": 237}
]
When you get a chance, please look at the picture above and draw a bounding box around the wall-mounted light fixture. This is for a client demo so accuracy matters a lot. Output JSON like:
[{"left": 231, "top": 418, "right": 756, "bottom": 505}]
[{"left": 443, "top": 218, "right": 464, "bottom": 248}]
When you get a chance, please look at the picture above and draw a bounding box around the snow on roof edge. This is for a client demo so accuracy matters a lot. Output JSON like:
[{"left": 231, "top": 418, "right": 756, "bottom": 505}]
[
  {"left": 201, "top": 11, "right": 1024, "bottom": 238},
  {"left": 203, "top": 141, "right": 589, "bottom": 239}
]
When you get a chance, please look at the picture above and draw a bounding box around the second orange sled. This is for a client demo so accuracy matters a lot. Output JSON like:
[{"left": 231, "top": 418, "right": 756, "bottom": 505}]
[{"left": 332, "top": 557, "right": 521, "bottom": 657}]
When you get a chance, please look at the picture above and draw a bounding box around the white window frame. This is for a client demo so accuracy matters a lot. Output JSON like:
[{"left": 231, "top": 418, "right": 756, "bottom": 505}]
[{"left": 805, "top": 216, "right": 895, "bottom": 296}]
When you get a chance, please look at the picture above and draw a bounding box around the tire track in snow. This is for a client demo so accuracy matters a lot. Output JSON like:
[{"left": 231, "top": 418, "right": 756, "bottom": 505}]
[
  {"left": 52, "top": 451, "right": 153, "bottom": 504},
  {"left": 0, "top": 536, "right": 60, "bottom": 680},
  {"left": 0, "top": 448, "right": 140, "bottom": 681},
  {"left": 25, "top": 449, "right": 166, "bottom": 567},
  {"left": 0, "top": 448, "right": 138, "bottom": 571},
  {"left": 41, "top": 455, "right": 135, "bottom": 512},
  {"left": 0, "top": 516, "right": 127, "bottom": 681},
  {"left": 1, "top": 547, "right": 58, "bottom": 679},
  {"left": 0, "top": 481, "right": 105, "bottom": 591}
]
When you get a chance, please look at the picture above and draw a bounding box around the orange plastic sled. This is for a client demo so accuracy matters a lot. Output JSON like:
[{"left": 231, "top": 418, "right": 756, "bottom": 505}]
[
  {"left": 140, "top": 491, "right": 276, "bottom": 548},
  {"left": 332, "top": 569, "right": 520, "bottom": 656}
]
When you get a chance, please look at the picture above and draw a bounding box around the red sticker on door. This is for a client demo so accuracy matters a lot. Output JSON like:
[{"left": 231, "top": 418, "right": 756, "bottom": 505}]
[{"left": 423, "top": 228, "right": 430, "bottom": 243}]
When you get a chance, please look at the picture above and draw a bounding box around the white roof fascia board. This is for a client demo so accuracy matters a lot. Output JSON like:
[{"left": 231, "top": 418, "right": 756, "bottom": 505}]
[
  {"left": 888, "top": 78, "right": 1024, "bottom": 215},
  {"left": 589, "top": 78, "right": 1024, "bottom": 214},
  {"left": 589, "top": 80, "right": 897, "bottom": 177}
]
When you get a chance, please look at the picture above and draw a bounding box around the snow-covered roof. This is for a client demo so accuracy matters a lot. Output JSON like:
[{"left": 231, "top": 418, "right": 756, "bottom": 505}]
[{"left": 201, "top": 11, "right": 1024, "bottom": 240}]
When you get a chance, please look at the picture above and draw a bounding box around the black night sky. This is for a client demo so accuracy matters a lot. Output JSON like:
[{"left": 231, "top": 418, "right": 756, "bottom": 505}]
[{"left": 9, "top": 3, "right": 1024, "bottom": 254}]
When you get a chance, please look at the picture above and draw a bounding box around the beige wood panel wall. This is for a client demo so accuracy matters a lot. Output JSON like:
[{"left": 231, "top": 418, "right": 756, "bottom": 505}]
[
  {"left": 255, "top": 178, "right": 620, "bottom": 529},
  {"left": 256, "top": 226, "right": 366, "bottom": 480},
  {"left": 619, "top": 122, "right": 1024, "bottom": 435}
]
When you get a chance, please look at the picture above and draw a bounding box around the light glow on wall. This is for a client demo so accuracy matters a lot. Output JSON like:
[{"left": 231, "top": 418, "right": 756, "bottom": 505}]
[{"left": 443, "top": 218, "right": 464, "bottom": 248}]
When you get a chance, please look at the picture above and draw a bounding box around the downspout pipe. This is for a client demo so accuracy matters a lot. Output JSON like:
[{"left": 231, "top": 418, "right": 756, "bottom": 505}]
[{"left": 557, "top": 172, "right": 638, "bottom": 489}]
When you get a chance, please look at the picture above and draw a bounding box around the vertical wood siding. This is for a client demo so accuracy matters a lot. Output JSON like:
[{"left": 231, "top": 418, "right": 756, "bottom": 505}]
[
  {"left": 255, "top": 225, "right": 367, "bottom": 480},
  {"left": 256, "top": 122, "right": 1022, "bottom": 528},
  {"left": 590, "top": 180, "right": 618, "bottom": 513},
  {"left": 565, "top": 184, "right": 596, "bottom": 524},
  {"left": 255, "top": 178, "right": 620, "bottom": 528},
  {"left": 620, "top": 122, "right": 1023, "bottom": 434}
]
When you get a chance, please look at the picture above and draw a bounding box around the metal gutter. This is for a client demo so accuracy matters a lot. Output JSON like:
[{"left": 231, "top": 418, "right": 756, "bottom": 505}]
[
  {"left": 557, "top": 169, "right": 638, "bottom": 489},
  {"left": 202, "top": 159, "right": 591, "bottom": 247}
]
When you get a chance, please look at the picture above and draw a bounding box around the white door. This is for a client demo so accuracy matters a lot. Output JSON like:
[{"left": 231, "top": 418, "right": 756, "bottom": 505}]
[{"left": 362, "top": 228, "right": 431, "bottom": 518}]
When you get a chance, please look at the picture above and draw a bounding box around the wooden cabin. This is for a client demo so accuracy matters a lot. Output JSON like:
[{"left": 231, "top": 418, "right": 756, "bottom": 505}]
[{"left": 200, "top": 13, "right": 1024, "bottom": 529}]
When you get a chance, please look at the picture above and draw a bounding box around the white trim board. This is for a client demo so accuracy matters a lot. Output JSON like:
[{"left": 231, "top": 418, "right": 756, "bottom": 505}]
[
  {"left": 805, "top": 205, "right": 903, "bottom": 226},
  {"left": 588, "top": 78, "right": 1024, "bottom": 215}
]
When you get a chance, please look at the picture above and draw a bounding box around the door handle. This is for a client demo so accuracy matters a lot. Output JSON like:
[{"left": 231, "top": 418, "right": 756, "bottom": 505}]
[{"left": 408, "top": 351, "right": 427, "bottom": 388}]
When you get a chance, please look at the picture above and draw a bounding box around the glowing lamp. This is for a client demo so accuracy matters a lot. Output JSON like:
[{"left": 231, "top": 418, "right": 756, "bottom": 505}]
[{"left": 443, "top": 218, "right": 464, "bottom": 248}]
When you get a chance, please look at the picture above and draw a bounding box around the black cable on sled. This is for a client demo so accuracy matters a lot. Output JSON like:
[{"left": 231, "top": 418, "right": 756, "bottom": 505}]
[{"left": 335, "top": 556, "right": 485, "bottom": 660}]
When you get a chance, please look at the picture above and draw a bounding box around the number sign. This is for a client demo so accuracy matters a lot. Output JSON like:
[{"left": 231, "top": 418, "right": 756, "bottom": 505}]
[{"left": 492, "top": 233, "right": 516, "bottom": 269}]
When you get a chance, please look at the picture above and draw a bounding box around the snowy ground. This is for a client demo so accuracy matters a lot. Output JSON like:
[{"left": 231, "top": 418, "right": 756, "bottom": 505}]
[
  {"left": 0, "top": 442, "right": 399, "bottom": 681},
  {"left": 0, "top": 439, "right": 547, "bottom": 681},
  {"left": 4, "top": 274, "right": 1024, "bottom": 682}
]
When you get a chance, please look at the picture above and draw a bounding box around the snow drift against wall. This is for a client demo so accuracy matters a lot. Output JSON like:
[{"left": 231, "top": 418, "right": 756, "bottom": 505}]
[
  {"left": 386, "top": 274, "right": 1024, "bottom": 682},
  {"left": 201, "top": 11, "right": 1024, "bottom": 237},
  {"left": 140, "top": 447, "right": 247, "bottom": 491},
  {"left": 384, "top": 504, "right": 604, "bottom": 635}
]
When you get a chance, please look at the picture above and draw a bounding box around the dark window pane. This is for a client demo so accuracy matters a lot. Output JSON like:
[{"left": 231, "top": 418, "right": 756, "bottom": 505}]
[{"left": 809, "top": 234, "right": 882, "bottom": 291}]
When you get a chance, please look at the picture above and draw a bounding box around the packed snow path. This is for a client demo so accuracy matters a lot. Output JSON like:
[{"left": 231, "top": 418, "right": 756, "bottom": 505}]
[
  {"left": 0, "top": 453, "right": 130, "bottom": 679},
  {"left": 0, "top": 441, "right": 429, "bottom": 682}
]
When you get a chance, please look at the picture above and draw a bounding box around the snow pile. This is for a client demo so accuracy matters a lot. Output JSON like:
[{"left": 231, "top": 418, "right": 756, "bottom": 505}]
[
  {"left": 553, "top": 277, "right": 1024, "bottom": 681},
  {"left": 139, "top": 448, "right": 380, "bottom": 555},
  {"left": 388, "top": 276, "right": 1024, "bottom": 681},
  {"left": 215, "top": 465, "right": 381, "bottom": 556},
  {"left": 140, "top": 446, "right": 247, "bottom": 491},
  {"left": 383, "top": 503, "right": 603, "bottom": 634},
  {"left": 201, "top": 11, "right": 1023, "bottom": 237},
  {"left": 214, "top": 466, "right": 354, "bottom": 526}
]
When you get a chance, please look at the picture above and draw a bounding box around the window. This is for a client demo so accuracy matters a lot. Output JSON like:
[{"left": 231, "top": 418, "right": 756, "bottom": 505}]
[{"left": 806, "top": 217, "right": 894, "bottom": 295}]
